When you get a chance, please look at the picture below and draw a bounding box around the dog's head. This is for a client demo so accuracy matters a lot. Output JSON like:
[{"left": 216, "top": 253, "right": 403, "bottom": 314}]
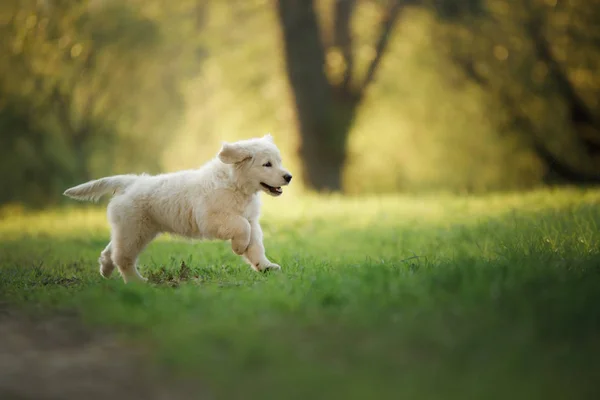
[{"left": 218, "top": 134, "right": 292, "bottom": 196}]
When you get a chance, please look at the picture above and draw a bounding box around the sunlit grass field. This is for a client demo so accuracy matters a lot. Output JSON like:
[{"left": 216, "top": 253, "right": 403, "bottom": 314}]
[{"left": 1, "top": 188, "right": 600, "bottom": 400}]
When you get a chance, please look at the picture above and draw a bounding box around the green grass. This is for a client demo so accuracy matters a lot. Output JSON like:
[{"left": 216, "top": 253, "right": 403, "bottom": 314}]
[{"left": 1, "top": 188, "right": 600, "bottom": 399}]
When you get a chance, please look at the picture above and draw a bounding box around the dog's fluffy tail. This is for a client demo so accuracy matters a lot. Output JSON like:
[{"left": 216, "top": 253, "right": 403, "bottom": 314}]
[{"left": 63, "top": 174, "right": 140, "bottom": 202}]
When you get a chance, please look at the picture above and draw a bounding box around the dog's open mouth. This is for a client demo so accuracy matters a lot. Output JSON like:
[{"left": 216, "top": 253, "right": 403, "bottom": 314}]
[{"left": 260, "top": 182, "right": 283, "bottom": 196}]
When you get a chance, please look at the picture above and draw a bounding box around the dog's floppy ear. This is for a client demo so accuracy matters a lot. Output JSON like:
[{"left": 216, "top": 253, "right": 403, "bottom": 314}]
[{"left": 218, "top": 142, "right": 252, "bottom": 164}]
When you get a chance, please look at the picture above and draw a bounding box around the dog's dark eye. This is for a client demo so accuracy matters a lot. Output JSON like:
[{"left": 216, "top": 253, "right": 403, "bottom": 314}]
[{"left": 263, "top": 161, "right": 272, "bottom": 167}]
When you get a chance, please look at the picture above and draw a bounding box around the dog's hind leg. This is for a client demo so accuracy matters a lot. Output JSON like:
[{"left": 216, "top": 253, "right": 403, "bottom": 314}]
[
  {"left": 110, "top": 223, "right": 157, "bottom": 284},
  {"left": 99, "top": 241, "right": 115, "bottom": 278}
]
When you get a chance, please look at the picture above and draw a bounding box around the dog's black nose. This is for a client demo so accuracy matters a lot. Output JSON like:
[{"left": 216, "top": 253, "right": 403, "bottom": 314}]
[{"left": 283, "top": 174, "right": 292, "bottom": 183}]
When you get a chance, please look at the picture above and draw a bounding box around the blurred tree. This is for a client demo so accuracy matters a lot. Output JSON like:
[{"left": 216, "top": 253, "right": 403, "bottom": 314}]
[
  {"left": 430, "top": 0, "right": 600, "bottom": 184},
  {"left": 275, "top": 0, "right": 412, "bottom": 191},
  {"left": 0, "top": 0, "right": 204, "bottom": 206}
]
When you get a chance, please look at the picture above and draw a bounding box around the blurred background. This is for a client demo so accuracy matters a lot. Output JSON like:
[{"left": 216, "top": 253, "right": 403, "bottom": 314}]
[{"left": 1, "top": 0, "right": 599, "bottom": 208}]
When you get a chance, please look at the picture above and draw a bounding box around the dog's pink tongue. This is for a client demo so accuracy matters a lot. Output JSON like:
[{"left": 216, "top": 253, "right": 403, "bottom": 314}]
[{"left": 275, "top": 187, "right": 282, "bottom": 193}]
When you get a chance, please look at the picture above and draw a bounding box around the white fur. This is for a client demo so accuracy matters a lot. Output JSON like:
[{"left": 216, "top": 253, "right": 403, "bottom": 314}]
[{"left": 63, "top": 135, "right": 292, "bottom": 283}]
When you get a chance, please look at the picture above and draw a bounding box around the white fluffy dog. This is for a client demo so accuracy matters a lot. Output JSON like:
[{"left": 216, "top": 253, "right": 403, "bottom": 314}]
[{"left": 63, "top": 134, "right": 292, "bottom": 283}]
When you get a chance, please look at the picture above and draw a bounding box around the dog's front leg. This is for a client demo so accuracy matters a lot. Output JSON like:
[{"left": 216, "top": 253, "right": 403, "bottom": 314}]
[
  {"left": 207, "top": 214, "right": 252, "bottom": 255},
  {"left": 243, "top": 220, "right": 281, "bottom": 272}
]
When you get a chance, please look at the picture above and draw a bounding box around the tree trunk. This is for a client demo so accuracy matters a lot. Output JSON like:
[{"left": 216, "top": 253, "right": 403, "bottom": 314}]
[
  {"left": 275, "top": 0, "right": 351, "bottom": 191},
  {"left": 275, "top": 0, "right": 405, "bottom": 191}
]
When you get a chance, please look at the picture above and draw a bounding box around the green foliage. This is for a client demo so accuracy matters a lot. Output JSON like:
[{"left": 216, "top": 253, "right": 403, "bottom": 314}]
[
  {"left": 0, "top": 0, "right": 203, "bottom": 206},
  {"left": 429, "top": 0, "right": 600, "bottom": 179},
  {"left": 1, "top": 189, "right": 600, "bottom": 399},
  {"left": 1, "top": 0, "right": 599, "bottom": 206}
]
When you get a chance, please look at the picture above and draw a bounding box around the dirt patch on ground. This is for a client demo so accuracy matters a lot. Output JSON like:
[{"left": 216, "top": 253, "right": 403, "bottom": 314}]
[{"left": 0, "top": 306, "right": 209, "bottom": 400}]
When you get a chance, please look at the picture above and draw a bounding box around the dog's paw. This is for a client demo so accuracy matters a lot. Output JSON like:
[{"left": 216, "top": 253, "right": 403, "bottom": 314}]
[
  {"left": 251, "top": 261, "right": 281, "bottom": 273},
  {"left": 232, "top": 240, "right": 250, "bottom": 256},
  {"left": 262, "top": 263, "right": 281, "bottom": 273},
  {"left": 99, "top": 257, "right": 115, "bottom": 278},
  {"left": 122, "top": 271, "right": 148, "bottom": 284}
]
